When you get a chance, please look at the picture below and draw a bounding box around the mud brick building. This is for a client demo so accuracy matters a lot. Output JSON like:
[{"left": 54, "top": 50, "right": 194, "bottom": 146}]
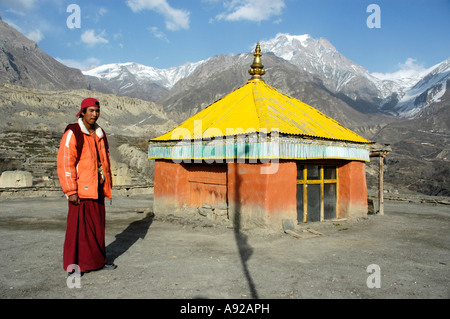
[{"left": 149, "top": 43, "right": 372, "bottom": 229}]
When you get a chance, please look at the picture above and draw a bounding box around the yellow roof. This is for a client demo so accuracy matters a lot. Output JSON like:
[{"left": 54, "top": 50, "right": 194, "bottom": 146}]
[{"left": 152, "top": 80, "right": 370, "bottom": 144}]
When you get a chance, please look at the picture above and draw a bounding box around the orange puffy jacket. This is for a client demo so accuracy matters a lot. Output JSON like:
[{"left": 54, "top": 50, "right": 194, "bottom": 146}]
[{"left": 57, "top": 118, "right": 112, "bottom": 200}]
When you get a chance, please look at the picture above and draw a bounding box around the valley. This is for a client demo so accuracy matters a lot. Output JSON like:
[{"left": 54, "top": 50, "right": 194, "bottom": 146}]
[{"left": 0, "top": 19, "right": 449, "bottom": 197}]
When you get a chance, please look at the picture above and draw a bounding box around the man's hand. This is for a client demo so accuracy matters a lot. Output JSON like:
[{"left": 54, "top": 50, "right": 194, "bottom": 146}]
[{"left": 68, "top": 194, "right": 80, "bottom": 205}]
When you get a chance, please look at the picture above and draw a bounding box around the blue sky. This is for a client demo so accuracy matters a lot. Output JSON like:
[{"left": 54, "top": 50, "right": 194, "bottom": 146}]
[{"left": 0, "top": 0, "right": 449, "bottom": 75}]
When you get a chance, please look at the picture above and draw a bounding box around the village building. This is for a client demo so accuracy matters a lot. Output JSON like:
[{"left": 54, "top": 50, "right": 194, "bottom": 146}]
[{"left": 148, "top": 43, "right": 373, "bottom": 229}]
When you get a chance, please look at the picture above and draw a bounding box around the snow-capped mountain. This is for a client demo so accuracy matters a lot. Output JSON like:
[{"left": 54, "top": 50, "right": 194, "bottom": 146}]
[
  {"left": 260, "top": 33, "right": 371, "bottom": 90},
  {"left": 83, "top": 60, "right": 206, "bottom": 102},
  {"left": 260, "top": 33, "right": 383, "bottom": 106},
  {"left": 390, "top": 58, "right": 450, "bottom": 117},
  {"left": 84, "top": 60, "right": 205, "bottom": 90},
  {"left": 82, "top": 32, "right": 448, "bottom": 118},
  {"left": 259, "top": 33, "right": 449, "bottom": 118}
]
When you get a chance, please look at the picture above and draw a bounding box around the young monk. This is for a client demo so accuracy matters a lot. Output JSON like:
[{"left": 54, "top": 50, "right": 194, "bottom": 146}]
[{"left": 57, "top": 98, "right": 116, "bottom": 274}]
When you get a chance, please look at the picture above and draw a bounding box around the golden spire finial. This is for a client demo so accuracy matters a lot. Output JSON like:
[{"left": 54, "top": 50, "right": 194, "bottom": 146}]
[{"left": 248, "top": 42, "right": 265, "bottom": 82}]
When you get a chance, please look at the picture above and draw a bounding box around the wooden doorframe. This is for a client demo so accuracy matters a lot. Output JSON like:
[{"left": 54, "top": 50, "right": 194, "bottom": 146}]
[{"left": 296, "top": 163, "right": 338, "bottom": 222}]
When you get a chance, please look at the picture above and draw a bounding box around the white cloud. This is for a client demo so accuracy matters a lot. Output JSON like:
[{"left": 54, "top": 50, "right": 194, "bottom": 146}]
[
  {"left": 56, "top": 57, "right": 101, "bottom": 71},
  {"left": 81, "top": 29, "right": 109, "bottom": 47},
  {"left": 149, "top": 26, "right": 169, "bottom": 42},
  {"left": 113, "top": 32, "right": 123, "bottom": 40},
  {"left": 398, "top": 58, "right": 426, "bottom": 72},
  {"left": 26, "top": 29, "right": 43, "bottom": 43},
  {"left": 371, "top": 58, "right": 428, "bottom": 81},
  {"left": 126, "top": 0, "right": 190, "bottom": 31},
  {"left": 0, "top": 0, "right": 37, "bottom": 11},
  {"left": 98, "top": 7, "right": 108, "bottom": 16},
  {"left": 215, "top": 0, "right": 285, "bottom": 22},
  {"left": 92, "top": 7, "right": 108, "bottom": 23}
]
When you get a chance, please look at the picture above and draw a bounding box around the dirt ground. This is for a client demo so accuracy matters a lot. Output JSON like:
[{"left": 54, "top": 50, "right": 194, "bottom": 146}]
[{"left": 0, "top": 188, "right": 448, "bottom": 302}]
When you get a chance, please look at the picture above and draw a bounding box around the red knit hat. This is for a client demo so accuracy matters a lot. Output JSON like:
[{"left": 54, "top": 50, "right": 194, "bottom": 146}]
[{"left": 76, "top": 98, "right": 100, "bottom": 117}]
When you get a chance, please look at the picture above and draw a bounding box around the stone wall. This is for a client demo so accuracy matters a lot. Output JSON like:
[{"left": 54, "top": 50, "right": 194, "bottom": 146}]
[{"left": 0, "top": 171, "right": 33, "bottom": 188}]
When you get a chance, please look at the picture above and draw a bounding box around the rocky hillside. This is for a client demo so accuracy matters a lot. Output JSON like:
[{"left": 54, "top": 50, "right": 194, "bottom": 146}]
[
  {"left": 0, "top": 83, "right": 177, "bottom": 187},
  {"left": 157, "top": 52, "right": 390, "bottom": 134},
  {"left": 0, "top": 20, "right": 87, "bottom": 91},
  {"left": 0, "top": 83, "right": 175, "bottom": 135},
  {"left": 84, "top": 33, "right": 449, "bottom": 123},
  {"left": 370, "top": 86, "right": 450, "bottom": 196},
  {"left": 0, "top": 22, "right": 448, "bottom": 196}
]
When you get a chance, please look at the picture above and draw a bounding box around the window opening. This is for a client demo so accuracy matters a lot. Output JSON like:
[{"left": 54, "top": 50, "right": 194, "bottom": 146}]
[{"left": 296, "top": 163, "right": 337, "bottom": 222}]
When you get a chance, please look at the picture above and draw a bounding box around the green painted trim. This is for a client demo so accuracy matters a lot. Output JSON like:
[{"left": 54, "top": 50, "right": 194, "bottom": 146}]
[{"left": 148, "top": 138, "right": 370, "bottom": 162}]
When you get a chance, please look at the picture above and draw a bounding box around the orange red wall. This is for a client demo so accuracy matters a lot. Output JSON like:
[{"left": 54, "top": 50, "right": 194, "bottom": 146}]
[
  {"left": 153, "top": 160, "right": 189, "bottom": 212},
  {"left": 337, "top": 160, "right": 368, "bottom": 219},
  {"left": 187, "top": 164, "right": 227, "bottom": 207},
  {"left": 153, "top": 159, "right": 368, "bottom": 227},
  {"left": 226, "top": 161, "right": 297, "bottom": 227}
]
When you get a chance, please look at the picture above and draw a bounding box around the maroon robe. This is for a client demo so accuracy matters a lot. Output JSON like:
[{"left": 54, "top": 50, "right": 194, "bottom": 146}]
[{"left": 63, "top": 187, "right": 107, "bottom": 273}]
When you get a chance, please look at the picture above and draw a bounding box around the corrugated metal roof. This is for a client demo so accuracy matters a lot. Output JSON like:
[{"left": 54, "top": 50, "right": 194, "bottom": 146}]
[
  {"left": 148, "top": 138, "right": 371, "bottom": 162},
  {"left": 152, "top": 80, "right": 371, "bottom": 144}
]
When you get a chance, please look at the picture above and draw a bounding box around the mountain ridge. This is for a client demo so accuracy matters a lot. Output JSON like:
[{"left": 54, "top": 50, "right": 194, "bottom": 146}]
[
  {"left": 259, "top": 33, "right": 449, "bottom": 118},
  {"left": 0, "top": 20, "right": 87, "bottom": 91},
  {"left": 84, "top": 60, "right": 206, "bottom": 90},
  {"left": 82, "top": 32, "right": 449, "bottom": 119},
  {"left": 0, "top": 21, "right": 449, "bottom": 195}
]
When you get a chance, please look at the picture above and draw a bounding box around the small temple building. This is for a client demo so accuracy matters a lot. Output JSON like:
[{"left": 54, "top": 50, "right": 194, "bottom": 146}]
[{"left": 148, "top": 43, "right": 372, "bottom": 229}]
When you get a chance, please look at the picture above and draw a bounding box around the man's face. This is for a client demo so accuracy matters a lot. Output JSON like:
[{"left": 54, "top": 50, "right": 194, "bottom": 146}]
[{"left": 83, "top": 106, "right": 100, "bottom": 126}]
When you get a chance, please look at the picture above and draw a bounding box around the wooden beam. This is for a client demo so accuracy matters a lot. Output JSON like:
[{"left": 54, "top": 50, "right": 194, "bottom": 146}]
[{"left": 378, "top": 154, "right": 384, "bottom": 215}]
